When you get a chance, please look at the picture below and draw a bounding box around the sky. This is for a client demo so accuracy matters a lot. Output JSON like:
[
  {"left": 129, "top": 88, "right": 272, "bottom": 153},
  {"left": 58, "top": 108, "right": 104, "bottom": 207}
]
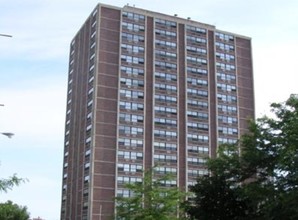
[{"left": 0, "top": 0, "right": 298, "bottom": 219}]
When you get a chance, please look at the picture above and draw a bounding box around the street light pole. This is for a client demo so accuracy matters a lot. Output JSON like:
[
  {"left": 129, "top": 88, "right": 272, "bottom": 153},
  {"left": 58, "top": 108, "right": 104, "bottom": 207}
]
[
  {"left": 0, "top": 104, "right": 14, "bottom": 138},
  {"left": 1, "top": 132, "right": 14, "bottom": 138},
  {"left": 0, "top": 34, "right": 12, "bottom": 38}
]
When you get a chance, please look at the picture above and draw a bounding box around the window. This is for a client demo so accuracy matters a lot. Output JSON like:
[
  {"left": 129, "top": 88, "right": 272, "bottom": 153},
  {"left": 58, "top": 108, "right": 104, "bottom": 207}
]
[
  {"left": 216, "top": 62, "right": 235, "bottom": 71},
  {"left": 187, "top": 77, "right": 208, "bottom": 86},
  {"left": 187, "top": 67, "right": 207, "bottom": 75},
  {"left": 188, "top": 169, "right": 208, "bottom": 176},
  {"left": 155, "top": 50, "right": 177, "bottom": 59},
  {"left": 187, "top": 36, "right": 207, "bottom": 44},
  {"left": 155, "top": 39, "right": 176, "bottom": 48},
  {"left": 121, "top": 55, "right": 144, "bottom": 65},
  {"left": 187, "top": 122, "right": 208, "bottom": 131},
  {"left": 119, "top": 101, "right": 144, "bottom": 111},
  {"left": 155, "top": 83, "right": 177, "bottom": 92},
  {"left": 122, "top": 33, "right": 144, "bottom": 43},
  {"left": 218, "top": 104, "right": 237, "bottom": 113},
  {"left": 215, "top": 42, "right": 234, "bottom": 51},
  {"left": 187, "top": 157, "right": 207, "bottom": 165},
  {"left": 117, "top": 189, "right": 132, "bottom": 197},
  {"left": 118, "top": 151, "right": 143, "bottom": 160},
  {"left": 217, "top": 72, "right": 236, "bottom": 81},
  {"left": 122, "top": 22, "right": 145, "bottom": 32},
  {"left": 155, "top": 29, "right": 176, "bottom": 37},
  {"left": 215, "top": 32, "right": 234, "bottom": 42},
  {"left": 120, "top": 89, "right": 144, "bottom": 99},
  {"left": 187, "top": 56, "right": 207, "bottom": 65},
  {"left": 85, "top": 149, "right": 91, "bottom": 156},
  {"left": 217, "top": 94, "right": 237, "bottom": 103},
  {"left": 155, "top": 94, "right": 177, "bottom": 103},
  {"left": 187, "top": 134, "right": 209, "bottom": 142},
  {"left": 154, "top": 117, "right": 177, "bottom": 126},
  {"left": 154, "top": 106, "right": 177, "bottom": 115},
  {"left": 118, "top": 138, "right": 143, "bottom": 148},
  {"left": 121, "top": 44, "right": 144, "bottom": 53},
  {"left": 155, "top": 166, "right": 177, "bottom": 174},
  {"left": 218, "top": 137, "right": 237, "bottom": 144},
  {"left": 119, "top": 113, "right": 144, "bottom": 123},
  {"left": 186, "top": 25, "right": 206, "bottom": 34},
  {"left": 188, "top": 181, "right": 196, "bottom": 186},
  {"left": 121, "top": 66, "right": 144, "bottom": 76},
  {"left": 86, "top": 137, "right": 91, "bottom": 143},
  {"left": 187, "top": 99, "right": 208, "bottom": 108},
  {"left": 188, "top": 145, "right": 209, "bottom": 154},
  {"left": 122, "top": 11, "right": 145, "bottom": 21},
  {"left": 160, "top": 180, "right": 177, "bottom": 187},
  {"left": 218, "top": 115, "right": 237, "bottom": 124},
  {"left": 120, "top": 77, "right": 144, "bottom": 87},
  {"left": 154, "top": 154, "right": 177, "bottom": 162},
  {"left": 155, "top": 61, "right": 177, "bottom": 70},
  {"left": 118, "top": 163, "right": 143, "bottom": 172},
  {"left": 117, "top": 176, "right": 142, "bottom": 184},
  {"left": 154, "top": 129, "right": 177, "bottom": 138},
  {"left": 187, "top": 88, "right": 208, "bottom": 97},
  {"left": 119, "top": 125, "right": 143, "bottom": 135},
  {"left": 84, "top": 175, "right": 90, "bottom": 183},
  {"left": 186, "top": 46, "right": 207, "bottom": 54},
  {"left": 187, "top": 110, "right": 208, "bottom": 119},
  {"left": 218, "top": 126, "right": 238, "bottom": 135},
  {"left": 216, "top": 52, "right": 235, "bottom": 61},
  {"left": 155, "top": 18, "right": 176, "bottom": 28},
  {"left": 217, "top": 83, "right": 236, "bottom": 92},
  {"left": 154, "top": 142, "right": 177, "bottom": 150},
  {"left": 155, "top": 72, "right": 177, "bottom": 81},
  {"left": 84, "top": 162, "right": 90, "bottom": 169}
]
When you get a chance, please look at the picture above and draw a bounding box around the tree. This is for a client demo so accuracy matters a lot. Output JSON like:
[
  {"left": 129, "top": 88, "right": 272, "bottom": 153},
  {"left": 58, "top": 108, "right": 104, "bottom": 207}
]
[
  {"left": 187, "top": 95, "right": 298, "bottom": 220},
  {"left": 0, "top": 174, "right": 25, "bottom": 193},
  {"left": 186, "top": 144, "right": 255, "bottom": 220},
  {"left": 115, "top": 168, "right": 186, "bottom": 220},
  {"left": 0, "top": 200, "right": 30, "bottom": 220}
]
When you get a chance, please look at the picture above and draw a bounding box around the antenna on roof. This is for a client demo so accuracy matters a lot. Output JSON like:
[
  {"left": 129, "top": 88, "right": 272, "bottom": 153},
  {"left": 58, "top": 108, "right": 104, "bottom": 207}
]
[
  {"left": 174, "top": 14, "right": 178, "bottom": 17},
  {"left": 133, "top": 4, "right": 135, "bottom": 7},
  {"left": 187, "top": 17, "right": 191, "bottom": 20}
]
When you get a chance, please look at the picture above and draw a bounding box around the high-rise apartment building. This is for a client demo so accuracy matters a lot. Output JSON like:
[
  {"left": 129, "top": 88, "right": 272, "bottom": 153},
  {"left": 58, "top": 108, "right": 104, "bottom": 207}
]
[{"left": 61, "top": 3, "right": 254, "bottom": 220}]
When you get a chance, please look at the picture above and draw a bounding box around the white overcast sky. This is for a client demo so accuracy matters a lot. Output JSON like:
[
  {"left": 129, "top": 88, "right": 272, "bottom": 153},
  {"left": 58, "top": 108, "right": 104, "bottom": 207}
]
[{"left": 0, "top": 0, "right": 298, "bottom": 219}]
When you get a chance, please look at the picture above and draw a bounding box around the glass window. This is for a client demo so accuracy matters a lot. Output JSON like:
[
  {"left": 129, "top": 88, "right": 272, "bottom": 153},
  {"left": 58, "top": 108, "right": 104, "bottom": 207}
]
[
  {"left": 187, "top": 133, "right": 209, "bottom": 142},
  {"left": 122, "top": 22, "right": 145, "bottom": 32},
  {"left": 187, "top": 157, "right": 207, "bottom": 165},
  {"left": 122, "top": 11, "right": 145, "bottom": 21},
  {"left": 186, "top": 25, "right": 206, "bottom": 34},
  {"left": 154, "top": 154, "right": 177, "bottom": 162},
  {"left": 187, "top": 67, "right": 207, "bottom": 75},
  {"left": 121, "top": 66, "right": 144, "bottom": 76},
  {"left": 187, "top": 145, "right": 209, "bottom": 154},
  {"left": 154, "top": 106, "right": 177, "bottom": 115},
  {"left": 186, "top": 36, "right": 207, "bottom": 44},
  {"left": 154, "top": 141, "right": 177, "bottom": 150}
]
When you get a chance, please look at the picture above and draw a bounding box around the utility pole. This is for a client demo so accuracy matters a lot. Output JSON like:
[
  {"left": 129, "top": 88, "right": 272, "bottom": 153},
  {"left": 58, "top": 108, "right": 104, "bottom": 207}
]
[
  {"left": 0, "top": 104, "right": 14, "bottom": 138},
  {"left": 0, "top": 34, "right": 12, "bottom": 38}
]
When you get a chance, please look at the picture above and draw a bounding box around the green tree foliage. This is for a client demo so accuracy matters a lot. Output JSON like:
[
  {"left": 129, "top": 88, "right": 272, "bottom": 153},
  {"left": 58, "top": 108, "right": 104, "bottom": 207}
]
[
  {"left": 187, "top": 95, "right": 298, "bottom": 220},
  {"left": 0, "top": 174, "right": 25, "bottom": 193},
  {"left": 0, "top": 200, "right": 30, "bottom": 220},
  {"left": 115, "top": 168, "right": 186, "bottom": 220}
]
